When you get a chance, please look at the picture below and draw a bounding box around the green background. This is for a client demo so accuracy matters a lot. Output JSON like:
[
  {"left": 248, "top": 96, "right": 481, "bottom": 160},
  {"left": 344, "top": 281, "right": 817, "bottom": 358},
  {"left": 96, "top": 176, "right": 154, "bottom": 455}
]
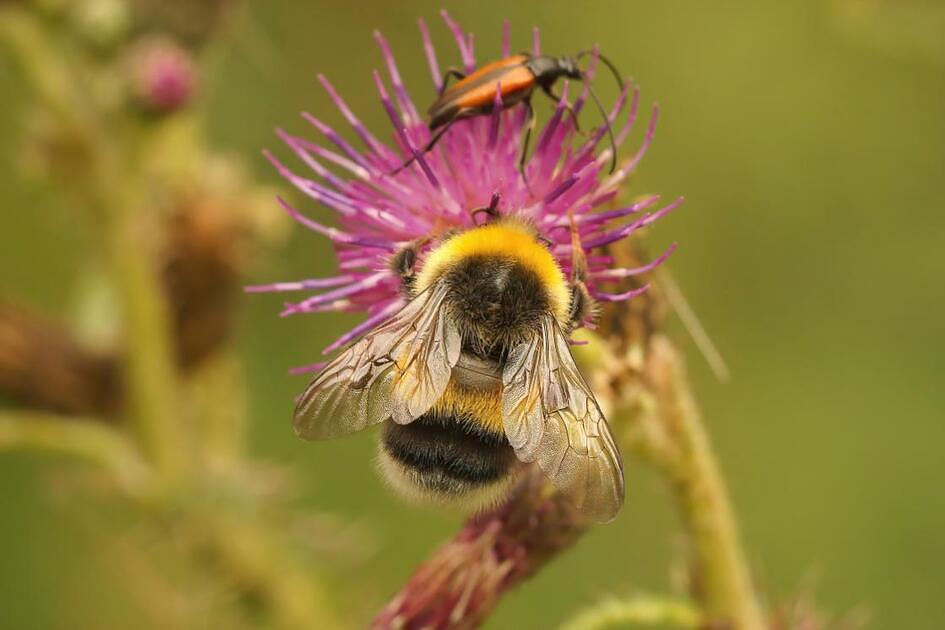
[{"left": 2, "top": 1, "right": 943, "bottom": 628}]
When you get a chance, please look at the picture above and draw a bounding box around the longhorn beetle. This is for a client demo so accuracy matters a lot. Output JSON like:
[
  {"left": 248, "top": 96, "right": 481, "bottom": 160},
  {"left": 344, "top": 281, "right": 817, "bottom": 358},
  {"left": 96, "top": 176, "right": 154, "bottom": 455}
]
[{"left": 392, "top": 51, "right": 624, "bottom": 176}]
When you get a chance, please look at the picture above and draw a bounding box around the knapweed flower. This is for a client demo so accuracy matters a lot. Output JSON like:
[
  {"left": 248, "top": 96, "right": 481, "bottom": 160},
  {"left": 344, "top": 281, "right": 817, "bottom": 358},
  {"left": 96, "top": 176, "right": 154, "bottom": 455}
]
[{"left": 248, "top": 11, "right": 680, "bottom": 371}]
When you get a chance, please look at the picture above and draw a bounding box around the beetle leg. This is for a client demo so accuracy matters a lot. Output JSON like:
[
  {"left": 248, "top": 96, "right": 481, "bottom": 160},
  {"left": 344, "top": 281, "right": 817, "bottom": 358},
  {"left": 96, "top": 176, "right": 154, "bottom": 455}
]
[
  {"left": 389, "top": 115, "right": 464, "bottom": 175},
  {"left": 518, "top": 98, "right": 536, "bottom": 188},
  {"left": 438, "top": 67, "right": 467, "bottom": 95},
  {"left": 541, "top": 84, "right": 582, "bottom": 133}
]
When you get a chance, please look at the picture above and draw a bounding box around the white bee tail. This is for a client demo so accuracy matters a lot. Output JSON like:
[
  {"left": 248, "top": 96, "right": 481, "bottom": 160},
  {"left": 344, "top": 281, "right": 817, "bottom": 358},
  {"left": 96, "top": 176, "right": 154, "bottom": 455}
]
[{"left": 657, "top": 269, "right": 731, "bottom": 383}]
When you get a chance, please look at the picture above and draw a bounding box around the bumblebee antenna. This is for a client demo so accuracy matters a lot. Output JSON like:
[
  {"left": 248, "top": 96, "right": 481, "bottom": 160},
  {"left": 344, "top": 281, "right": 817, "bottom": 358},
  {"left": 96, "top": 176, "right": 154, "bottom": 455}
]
[{"left": 471, "top": 192, "right": 502, "bottom": 224}]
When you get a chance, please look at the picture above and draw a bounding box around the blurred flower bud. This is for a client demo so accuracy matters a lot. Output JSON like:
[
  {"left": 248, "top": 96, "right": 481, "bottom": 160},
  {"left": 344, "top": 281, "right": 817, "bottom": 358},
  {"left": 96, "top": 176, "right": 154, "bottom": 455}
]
[{"left": 129, "top": 37, "right": 197, "bottom": 113}]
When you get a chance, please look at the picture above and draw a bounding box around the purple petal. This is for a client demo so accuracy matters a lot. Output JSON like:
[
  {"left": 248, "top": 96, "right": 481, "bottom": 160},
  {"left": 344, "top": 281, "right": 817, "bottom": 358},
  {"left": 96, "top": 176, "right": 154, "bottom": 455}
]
[
  {"left": 591, "top": 242, "right": 678, "bottom": 280},
  {"left": 245, "top": 274, "right": 356, "bottom": 294},
  {"left": 289, "top": 361, "right": 327, "bottom": 376},
  {"left": 593, "top": 283, "right": 651, "bottom": 302},
  {"left": 626, "top": 104, "right": 659, "bottom": 173},
  {"left": 373, "top": 30, "right": 421, "bottom": 124},
  {"left": 276, "top": 196, "right": 395, "bottom": 250},
  {"left": 417, "top": 18, "right": 442, "bottom": 90},
  {"left": 440, "top": 10, "right": 475, "bottom": 73}
]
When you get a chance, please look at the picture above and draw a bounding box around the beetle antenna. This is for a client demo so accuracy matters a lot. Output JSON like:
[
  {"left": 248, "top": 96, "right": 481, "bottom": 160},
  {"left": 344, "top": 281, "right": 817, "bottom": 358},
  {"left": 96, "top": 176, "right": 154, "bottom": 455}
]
[
  {"left": 583, "top": 80, "right": 618, "bottom": 174},
  {"left": 576, "top": 50, "right": 625, "bottom": 91},
  {"left": 596, "top": 53, "right": 625, "bottom": 91}
]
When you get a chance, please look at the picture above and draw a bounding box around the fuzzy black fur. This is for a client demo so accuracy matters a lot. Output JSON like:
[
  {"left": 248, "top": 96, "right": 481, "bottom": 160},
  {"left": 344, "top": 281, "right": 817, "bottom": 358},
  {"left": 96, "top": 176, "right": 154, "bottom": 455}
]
[
  {"left": 444, "top": 255, "right": 548, "bottom": 359},
  {"left": 381, "top": 412, "right": 515, "bottom": 493}
]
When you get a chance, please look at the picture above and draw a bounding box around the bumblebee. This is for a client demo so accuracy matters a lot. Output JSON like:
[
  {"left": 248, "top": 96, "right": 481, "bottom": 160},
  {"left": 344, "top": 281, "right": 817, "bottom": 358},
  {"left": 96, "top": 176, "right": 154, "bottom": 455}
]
[{"left": 294, "top": 199, "right": 624, "bottom": 522}]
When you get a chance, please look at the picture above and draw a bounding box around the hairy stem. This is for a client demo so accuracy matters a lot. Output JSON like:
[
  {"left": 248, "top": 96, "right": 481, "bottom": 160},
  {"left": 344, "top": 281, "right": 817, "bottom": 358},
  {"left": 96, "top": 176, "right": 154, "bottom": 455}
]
[
  {"left": 643, "top": 337, "right": 765, "bottom": 629},
  {"left": 373, "top": 471, "right": 586, "bottom": 630}
]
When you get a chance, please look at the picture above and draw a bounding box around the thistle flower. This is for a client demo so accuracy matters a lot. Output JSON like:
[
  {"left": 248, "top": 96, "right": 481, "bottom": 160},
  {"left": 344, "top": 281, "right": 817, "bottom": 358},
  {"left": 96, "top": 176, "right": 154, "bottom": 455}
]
[
  {"left": 130, "top": 36, "right": 197, "bottom": 113},
  {"left": 248, "top": 11, "right": 680, "bottom": 370}
]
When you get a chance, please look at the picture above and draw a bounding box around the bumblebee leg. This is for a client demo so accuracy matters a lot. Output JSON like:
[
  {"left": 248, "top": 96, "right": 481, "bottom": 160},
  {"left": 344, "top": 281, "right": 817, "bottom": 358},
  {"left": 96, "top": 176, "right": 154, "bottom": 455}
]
[
  {"left": 567, "top": 281, "right": 593, "bottom": 329},
  {"left": 567, "top": 213, "right": 594, "bottom": 329},
  {"left": 438, "top": 68, "right": 467, "bottom": 95},
  {"left": 389, "top": 239, "right": 427, "bottom": 296},
  {"left": 541, "top": 84, "right": 582, "bottom": 133}
]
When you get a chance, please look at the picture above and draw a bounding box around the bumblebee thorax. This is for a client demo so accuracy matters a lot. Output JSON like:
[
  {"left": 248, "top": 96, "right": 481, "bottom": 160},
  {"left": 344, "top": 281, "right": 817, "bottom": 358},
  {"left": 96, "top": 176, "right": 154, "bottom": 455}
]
[{"left": 414, "top": 220, "right": 569, "bottom": 324}]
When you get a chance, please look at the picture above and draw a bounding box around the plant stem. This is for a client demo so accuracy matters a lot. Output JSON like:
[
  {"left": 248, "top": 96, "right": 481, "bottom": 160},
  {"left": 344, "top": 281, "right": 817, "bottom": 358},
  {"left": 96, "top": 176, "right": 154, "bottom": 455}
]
[
  {"left": 101, "top": 170, "right": 187, "bottom": 486},
  {"left": 559, "top": 594, "right": 702, "bottom": 630},
  {"left": 645, "top": 337, "right": 765, "bottom": 629}
]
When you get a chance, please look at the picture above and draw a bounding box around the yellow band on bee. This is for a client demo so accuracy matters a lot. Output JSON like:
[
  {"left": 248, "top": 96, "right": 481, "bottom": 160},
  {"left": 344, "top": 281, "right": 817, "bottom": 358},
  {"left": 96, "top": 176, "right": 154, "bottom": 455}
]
[
  {"left": 414, "top": 220, "right": 569, "bottom": 321},
  {"left": 432, "top": 379, "right": 504, "bottom": 434}
]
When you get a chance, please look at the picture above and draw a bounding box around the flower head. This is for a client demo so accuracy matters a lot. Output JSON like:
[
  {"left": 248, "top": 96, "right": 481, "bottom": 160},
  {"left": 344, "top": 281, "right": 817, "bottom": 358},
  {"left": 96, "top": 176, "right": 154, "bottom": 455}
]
[
  {"left": 248, "top": 11, "right": 680, "bottom": 370},
  {"left": 130, "top": 36, "right": 197, "bottom": 113}
]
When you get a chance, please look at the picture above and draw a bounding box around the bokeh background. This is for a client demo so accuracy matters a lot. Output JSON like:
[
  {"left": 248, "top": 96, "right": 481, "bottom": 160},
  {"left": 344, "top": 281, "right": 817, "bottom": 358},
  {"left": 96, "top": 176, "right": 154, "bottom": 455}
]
[{"left": 2, "top": 1, "right": 944, "bottom": 628}]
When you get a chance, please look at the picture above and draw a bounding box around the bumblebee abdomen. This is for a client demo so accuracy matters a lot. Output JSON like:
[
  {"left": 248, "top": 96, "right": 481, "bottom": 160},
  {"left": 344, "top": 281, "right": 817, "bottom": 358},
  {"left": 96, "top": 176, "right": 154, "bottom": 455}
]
[
  {"left": 382, "top": 415, "right": 512, "bottom": 485},
  {"left": 379, "top": 411, "right": 516, "bottom": 507}
]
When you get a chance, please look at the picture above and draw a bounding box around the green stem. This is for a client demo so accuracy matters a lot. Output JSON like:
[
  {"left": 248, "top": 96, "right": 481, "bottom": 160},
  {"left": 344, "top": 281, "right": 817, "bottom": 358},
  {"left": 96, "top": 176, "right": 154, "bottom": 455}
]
[
  {"left": 582, "top": 329, "right": 765, "bottom": 629},
  {"left": 646, "top": 337, "right": 766, "bottom": 629},
  {"left": 560, "top": 594, "right": 701, "bottom": 630},
  {"left": 101, "top": 171, "right": 187, "bottom": 486}
]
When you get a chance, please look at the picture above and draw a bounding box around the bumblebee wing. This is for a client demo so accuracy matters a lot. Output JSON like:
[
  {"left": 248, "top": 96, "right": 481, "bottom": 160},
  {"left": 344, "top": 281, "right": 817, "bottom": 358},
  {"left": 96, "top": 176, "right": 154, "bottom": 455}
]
[
  {"left": 294, "top": 282, "right": 460, "bottom": 440},
  {"left": 502, "top": 316, "right": 624, "bottom": 522}
]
